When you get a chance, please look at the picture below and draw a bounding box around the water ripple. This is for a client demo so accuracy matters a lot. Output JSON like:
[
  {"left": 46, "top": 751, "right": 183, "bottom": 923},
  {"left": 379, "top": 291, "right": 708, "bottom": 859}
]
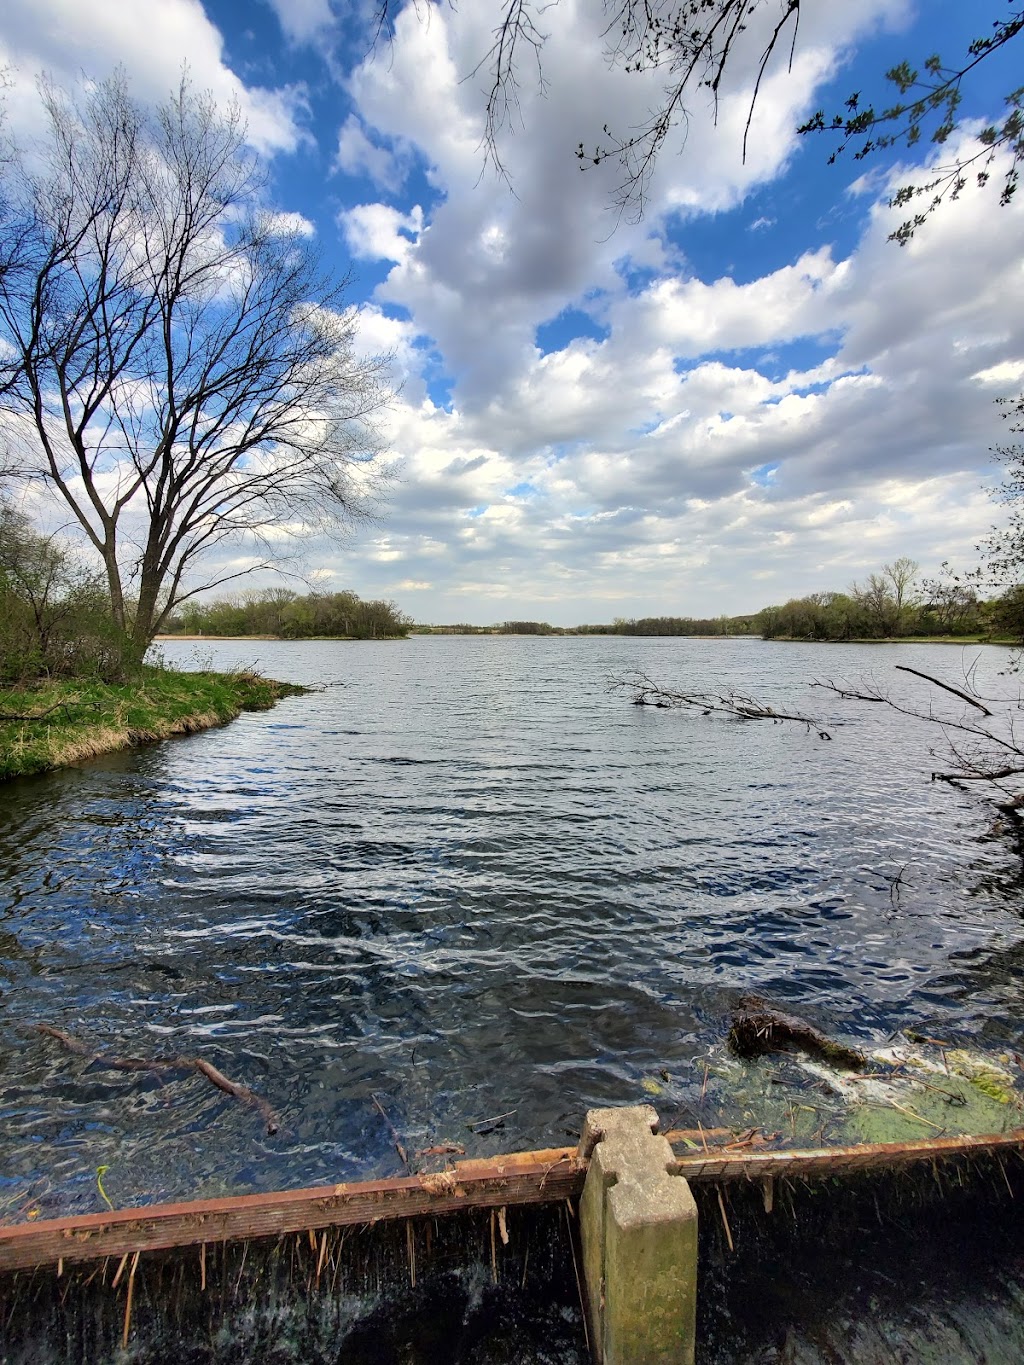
[{"left": 1, "top": 636, "right": 1022, "bottom": 1212}]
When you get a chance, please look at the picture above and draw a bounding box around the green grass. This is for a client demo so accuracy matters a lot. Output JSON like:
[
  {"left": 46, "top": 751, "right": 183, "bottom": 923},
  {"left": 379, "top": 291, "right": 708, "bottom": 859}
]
[{"left": 0, "top": 666, "right": 307, "bottom": 782}]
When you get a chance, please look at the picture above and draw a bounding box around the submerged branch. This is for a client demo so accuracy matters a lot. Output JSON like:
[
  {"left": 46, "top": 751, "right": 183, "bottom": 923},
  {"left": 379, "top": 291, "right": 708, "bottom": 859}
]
[
  {"left": 610, "top": 671, "right": 831, "bottom": 737},
  {"left": 35, "top": 1023, "right": 281, "bottom": 1135}
]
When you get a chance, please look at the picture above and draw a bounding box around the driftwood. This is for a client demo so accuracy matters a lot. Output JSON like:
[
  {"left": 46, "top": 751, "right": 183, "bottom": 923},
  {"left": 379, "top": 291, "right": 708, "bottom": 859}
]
[
  {"left": 728, "top": 995, "right": 866, "bottom": 1069},
  {"left": 35, "top": 1024, "right": 281, "bottom": 1136},
  {"left": 611, "top": 672, "right": 831, "bottom": 738}
]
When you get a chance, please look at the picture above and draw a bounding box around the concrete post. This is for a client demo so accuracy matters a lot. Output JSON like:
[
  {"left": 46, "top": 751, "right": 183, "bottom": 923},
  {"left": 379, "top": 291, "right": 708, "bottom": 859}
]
[{"left": 578, "top": 1105, "right": 698, "bottom": 1365}]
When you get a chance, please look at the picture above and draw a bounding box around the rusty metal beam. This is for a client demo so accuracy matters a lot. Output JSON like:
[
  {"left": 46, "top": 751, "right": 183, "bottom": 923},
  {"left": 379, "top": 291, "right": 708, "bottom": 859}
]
[{"left": 672, "top": 1127, "right": 1024, "bottom": 1182}]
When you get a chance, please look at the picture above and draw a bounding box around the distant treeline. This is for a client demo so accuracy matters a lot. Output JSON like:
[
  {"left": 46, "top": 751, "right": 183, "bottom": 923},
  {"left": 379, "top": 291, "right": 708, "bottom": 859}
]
[
  {"left": 162, "top": 558, "right": 1024, "bottom": 645},
  {"left": 164, "top": 590, "right": 412, "bottom": 640},
  {"left": 411, "top": 617, "right": 755, "bottom": 635},
  {"left": 413, "top": 560, "right": 1024, "bottom": 642},
  {"left": 572, "top": 616, "right": 759, "bottom": 636}
]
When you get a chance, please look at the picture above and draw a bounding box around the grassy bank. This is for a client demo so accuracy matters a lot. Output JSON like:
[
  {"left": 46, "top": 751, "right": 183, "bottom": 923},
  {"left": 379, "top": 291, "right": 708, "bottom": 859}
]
[{"left": 0, "top": 667, "right": 307, "bottom": 782}]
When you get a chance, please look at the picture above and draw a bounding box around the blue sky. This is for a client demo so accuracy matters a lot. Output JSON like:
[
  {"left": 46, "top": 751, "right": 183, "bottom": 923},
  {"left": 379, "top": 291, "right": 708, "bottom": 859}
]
[{"left": 2, "top": 0, "right": 1022, "bottom": 623}]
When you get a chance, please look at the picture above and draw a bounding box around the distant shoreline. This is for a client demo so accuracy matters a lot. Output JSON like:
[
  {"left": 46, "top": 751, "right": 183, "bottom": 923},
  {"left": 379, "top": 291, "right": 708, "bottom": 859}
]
[
  {"left": 155, "top": 633, "right": 404, "bottom": 642},
  {"left": 157, "top": 631, "right": 1013, "bottom": 644}
]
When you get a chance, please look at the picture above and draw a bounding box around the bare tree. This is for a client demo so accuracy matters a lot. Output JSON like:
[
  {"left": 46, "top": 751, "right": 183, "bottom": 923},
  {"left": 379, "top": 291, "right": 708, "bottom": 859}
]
[
  {"left": 0, "top": 74, "right": 390, "bottom": 654},
  {"left": 850, "top": 558, "right": 919, "bottom": 637},
  {"left": 884, "top": 557, "right": 920, "bottom": 618}
]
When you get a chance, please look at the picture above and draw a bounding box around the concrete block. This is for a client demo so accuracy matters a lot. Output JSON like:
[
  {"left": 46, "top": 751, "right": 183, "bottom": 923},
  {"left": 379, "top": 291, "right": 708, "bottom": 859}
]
[{"left": 578, "top": 1106, "right": 698, "bottom": 1365}]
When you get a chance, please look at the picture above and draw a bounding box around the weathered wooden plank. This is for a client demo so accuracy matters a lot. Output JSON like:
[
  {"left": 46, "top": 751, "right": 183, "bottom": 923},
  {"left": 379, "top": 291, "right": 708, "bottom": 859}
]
[
  {"left": 673, "top": 1128, "right": 1024, "bottom": 1182},
  {"left": 3, "top": 1127, "right": 1022, "bottom": 1273},
  {"left": 0, "top": 1151, "right": 586, "bottom": 1273}
]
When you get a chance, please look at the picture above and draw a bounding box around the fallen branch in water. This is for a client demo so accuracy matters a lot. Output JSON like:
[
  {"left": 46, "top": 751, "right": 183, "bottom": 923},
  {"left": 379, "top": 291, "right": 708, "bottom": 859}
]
[
  {"left": 894, "top": 664, "right": 993, "bottom": 717},
  {"left": 371, "top": 1093, "right": 411, "bottom": 1170},
  {"left": 811, "top": 678, "right": 887, "bottom": 704},
  {"left": 728, "top": 995, "right": 867, "bottom": 1070},
  {"left": 610, "top": 672, "right": 831, "bottom": 738},
  {"left": 813, "top": 664, "right": 1024, "bottom": 818},
  {"left": 187, "top": 1059, "right": 280, "bottom": 1135},
  {"left": 34, "top": 1024, "right": 281, "bottom": 1135}
]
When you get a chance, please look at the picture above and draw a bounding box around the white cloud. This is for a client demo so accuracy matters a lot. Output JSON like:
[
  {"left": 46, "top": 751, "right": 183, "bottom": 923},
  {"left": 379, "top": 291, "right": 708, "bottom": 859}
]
[
  {"left": 0, "top": 0, "right": 307, "bottom": 153},
  {"left": 260, "top": 210, "right": 316, "bottom": 237},
  {"left": 333, "top": 115, "right": 407, "bottom": 192},
  {"left": 263, "top": 0, "right": 333, "bottom": 45},
  {"left": 342, "top": 202, "right": 423, "bottom": 263},
  {"left": 325, "top": 106, "right": 1024, "bottom": 621},
  {"left": 329, "top": 0, "right": 912, "bottom": 429}
]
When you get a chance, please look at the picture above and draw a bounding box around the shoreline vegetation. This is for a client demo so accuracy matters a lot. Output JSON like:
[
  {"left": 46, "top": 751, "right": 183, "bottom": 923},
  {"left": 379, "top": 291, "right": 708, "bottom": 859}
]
[
  {"left": 0, "top": 667, "right": 307, "bottom": 783},
  {"left": 410, "top": 628, "right": 1016, "bottom": 644},
  {"left": 161, "top": 629, "right": 1014, "bottom": 644},
  {"left": 158, "top": 559, "right": 1024, "bottom": 645}
]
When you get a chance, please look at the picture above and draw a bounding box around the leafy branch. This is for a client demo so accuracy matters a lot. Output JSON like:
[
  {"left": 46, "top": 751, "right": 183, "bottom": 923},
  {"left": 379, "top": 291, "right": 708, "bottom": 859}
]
[{"left": 798, "top": 7, "right": 1024, "bottom": 243}]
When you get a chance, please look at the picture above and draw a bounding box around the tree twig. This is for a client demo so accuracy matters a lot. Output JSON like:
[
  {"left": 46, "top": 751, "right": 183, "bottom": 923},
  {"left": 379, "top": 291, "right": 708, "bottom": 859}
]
[
  {"left": 371, "top": 1093, "right": 410, "bottom": 1169},
  {"left": 0, "top": 700, "right": 95, "bottom": 723},
  {"left": 895, "top": 664, "right": 993, "bottom": 716}
]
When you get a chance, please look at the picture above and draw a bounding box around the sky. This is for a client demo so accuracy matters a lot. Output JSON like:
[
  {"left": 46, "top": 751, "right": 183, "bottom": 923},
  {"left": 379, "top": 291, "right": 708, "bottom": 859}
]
[{"left": 1, "top": 0, "right": 1022, "bottom": 625}]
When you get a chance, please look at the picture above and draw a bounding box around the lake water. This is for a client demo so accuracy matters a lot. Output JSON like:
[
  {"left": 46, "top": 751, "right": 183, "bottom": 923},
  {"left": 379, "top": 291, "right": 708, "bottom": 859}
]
[{"left": 1, "top": 635, "right": 1022, "bottom": 1218}]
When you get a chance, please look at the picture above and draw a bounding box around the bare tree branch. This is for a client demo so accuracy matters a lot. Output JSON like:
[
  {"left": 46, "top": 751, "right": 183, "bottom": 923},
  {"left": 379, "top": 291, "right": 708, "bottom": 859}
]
[
  {"left": 815, "top": 662, "right": 1024, "bottom": 813},
  {"left": 894, "top": 664, "right": 993, "bottom": 717},
  {"left": 611, "top": 670, "right": 831, "bottom": 736}
]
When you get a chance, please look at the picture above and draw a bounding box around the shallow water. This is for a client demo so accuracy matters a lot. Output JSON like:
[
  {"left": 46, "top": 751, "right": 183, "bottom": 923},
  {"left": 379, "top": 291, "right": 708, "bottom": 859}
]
[{"left": 1, "top": 636, "right": 1023, "bottom": 1219}]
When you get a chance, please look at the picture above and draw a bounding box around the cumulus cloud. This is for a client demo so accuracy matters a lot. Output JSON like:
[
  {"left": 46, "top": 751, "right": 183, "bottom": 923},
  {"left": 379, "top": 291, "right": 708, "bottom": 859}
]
[
  {"left": 259, "top": 210, "right": 317, "bottom": 236},
  {"left": 333, "top": 115, "right": 408, "bottom": 192},
  {"left": 0, "top": 0, "right": 308, "bottom": 153},
  {"left": 342, "top": 202, "right": 423, "bottom": 263},
  {"left": 329, "top": 68, "right": 1024, "bottom": 622}
]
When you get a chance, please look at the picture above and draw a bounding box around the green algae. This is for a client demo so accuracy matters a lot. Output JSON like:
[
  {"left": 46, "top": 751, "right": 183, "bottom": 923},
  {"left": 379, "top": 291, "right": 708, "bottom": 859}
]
[
  {"left": 687, "top": 1040, "right": 1023, "bottom": 1150},
  {"left": 945, "top": 1050, "right": 1015, "bottom": 1105}
]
